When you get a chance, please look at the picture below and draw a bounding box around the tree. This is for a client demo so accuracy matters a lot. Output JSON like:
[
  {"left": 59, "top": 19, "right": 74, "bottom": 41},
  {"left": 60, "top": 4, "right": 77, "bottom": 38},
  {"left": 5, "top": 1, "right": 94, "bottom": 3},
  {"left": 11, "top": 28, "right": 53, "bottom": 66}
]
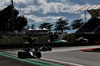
[
  {"left": 31, "top": 24, "right": 35, "bottom": 29},
  {"left": 25, "top": 25, "right": 30, "bottom": 29},
  {"left": 71, "top": 19, "right": 84, "bottom": 30},
  {"left": 39, "top": 22, "right": 53, "bottom": 30},
  {"left": 0, "top": 5, "right": 28, "bottom": 32},
  {"left": 54, "top": 18, "right": 70, "bottom": 32},
  {"left": 14, "top": 15, "right": 27, "bottom": 31}
]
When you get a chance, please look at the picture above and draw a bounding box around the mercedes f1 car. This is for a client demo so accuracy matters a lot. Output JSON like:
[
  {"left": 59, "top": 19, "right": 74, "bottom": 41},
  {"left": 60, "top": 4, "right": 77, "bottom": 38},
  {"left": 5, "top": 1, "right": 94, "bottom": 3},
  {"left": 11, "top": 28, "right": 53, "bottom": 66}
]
[
  {"left": 18, "top": 48, "right": 41, "bottom": 59},
  {"left": 35, "top": 45, "right": 52, "bottom": 51}
]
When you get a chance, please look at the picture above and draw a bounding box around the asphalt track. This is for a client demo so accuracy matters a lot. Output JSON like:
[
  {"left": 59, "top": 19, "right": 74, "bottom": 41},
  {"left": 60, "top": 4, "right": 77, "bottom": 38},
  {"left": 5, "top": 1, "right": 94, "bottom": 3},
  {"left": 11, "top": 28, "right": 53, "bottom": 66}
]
[
  {"left": 0, "top": 52, "right": 38, "bottom": 66},
  {"left": 0, "top": 52, "right": 65, "bottom": 66},
  {"left": 1, "top": 45, "right": 100, "bottom": 66},
  {"left": 41, "top": 45, "right": 100, "bottom": 66}
]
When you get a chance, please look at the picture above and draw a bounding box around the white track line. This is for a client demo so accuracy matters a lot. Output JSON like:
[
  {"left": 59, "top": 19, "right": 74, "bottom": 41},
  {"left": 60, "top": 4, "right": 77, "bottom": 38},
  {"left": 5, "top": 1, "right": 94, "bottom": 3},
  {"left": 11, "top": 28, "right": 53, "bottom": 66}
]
[{"left": 41, "top": 58, "right": 85, "bottom": 66}]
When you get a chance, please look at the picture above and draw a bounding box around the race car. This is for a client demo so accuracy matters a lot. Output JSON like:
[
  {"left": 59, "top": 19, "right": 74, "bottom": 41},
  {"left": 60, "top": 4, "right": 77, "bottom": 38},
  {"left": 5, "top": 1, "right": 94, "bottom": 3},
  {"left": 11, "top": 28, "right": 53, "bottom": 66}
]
[
  {"left": 35, "top": 45, "right": 52, "bottom": 51},
  {"left": 18, "top": 48, "right": 41, "bottom": 59},
  {"left": 54, "top": 40, "right": 67, "bottom": 43}
]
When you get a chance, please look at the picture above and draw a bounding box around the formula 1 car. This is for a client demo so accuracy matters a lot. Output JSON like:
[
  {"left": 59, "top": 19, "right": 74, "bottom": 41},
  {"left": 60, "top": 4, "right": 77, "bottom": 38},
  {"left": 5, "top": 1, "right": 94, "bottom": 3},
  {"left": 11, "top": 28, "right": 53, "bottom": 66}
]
[
  {"left": 18, "top": 48, "right": 41, "bottom": 59},
  {"left": 36, "top": 45, "right": 52, "bottom": 51},
  {"left": 54, "top": 40, "right": 67, "bottom": 43}
]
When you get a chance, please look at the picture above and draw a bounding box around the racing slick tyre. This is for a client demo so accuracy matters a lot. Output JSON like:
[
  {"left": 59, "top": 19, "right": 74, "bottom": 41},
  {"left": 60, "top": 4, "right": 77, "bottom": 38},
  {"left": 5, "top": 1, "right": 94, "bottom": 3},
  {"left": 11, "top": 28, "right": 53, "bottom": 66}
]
[
  {"left": 34, "top": 47, "right": 39, "bottom": 51},
  {"left": 36, "top": 52, "right": 42, "bottom": 58},
  {"left": 48, "top": 48, "right": 52, "bottom": 51},
  {"left": 18, "top": 52, "right": 25, "bottom": 59}
]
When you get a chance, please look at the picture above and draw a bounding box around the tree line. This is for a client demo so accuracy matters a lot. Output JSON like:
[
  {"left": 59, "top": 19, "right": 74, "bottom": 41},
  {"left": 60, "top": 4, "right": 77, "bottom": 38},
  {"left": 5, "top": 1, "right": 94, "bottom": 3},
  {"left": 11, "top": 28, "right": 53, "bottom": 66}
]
[
  {"left": 0, "top": 5, "right": 27, "bottom": 32},
  {"left": 28, "top": 18, "right": 84, "bottom": 33},
  {"left": 0, "top": 4, "right": 84, "bottom": 33}
]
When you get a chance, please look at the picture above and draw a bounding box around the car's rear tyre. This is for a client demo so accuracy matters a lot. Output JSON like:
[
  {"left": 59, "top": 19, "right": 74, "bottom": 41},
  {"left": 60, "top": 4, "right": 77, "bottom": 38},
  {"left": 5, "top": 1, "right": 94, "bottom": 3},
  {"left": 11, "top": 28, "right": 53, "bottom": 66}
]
[
  {"left": 48, "top": 48, "right": 52, "bottom": 51},
  {"left": 36, "top": 52, "right": 41, "bottom": 58}
]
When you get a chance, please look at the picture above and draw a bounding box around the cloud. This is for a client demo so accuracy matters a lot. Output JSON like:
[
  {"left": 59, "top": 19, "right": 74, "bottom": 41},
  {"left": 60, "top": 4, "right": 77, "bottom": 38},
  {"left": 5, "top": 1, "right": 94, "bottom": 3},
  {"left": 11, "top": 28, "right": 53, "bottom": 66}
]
[
  {"left": 0, "top": 0, "right": 97, "bottom": 26},
  {"left": 81, "top": 13, "right": 91, "bottom": 20},
  {"left": 26, "top": 14, "right": 64, "bottom": 23},
  {"left": 35, "top": 0, "right": 75, "bottom": 14},
  {"left": 15, "top": 0, "right": 83, "bottom": 15},
  {"left": 18, "top": 0, "right": 91, "bottom": 24},
  {"left": 15, "top": 0, "right": 86, "bottom": 23},
  {"left": 0, "top": 0, "right": 10, "bottom": 10},
  {"left": 69, "top": 0, "right": 100, "bottom": 5}
]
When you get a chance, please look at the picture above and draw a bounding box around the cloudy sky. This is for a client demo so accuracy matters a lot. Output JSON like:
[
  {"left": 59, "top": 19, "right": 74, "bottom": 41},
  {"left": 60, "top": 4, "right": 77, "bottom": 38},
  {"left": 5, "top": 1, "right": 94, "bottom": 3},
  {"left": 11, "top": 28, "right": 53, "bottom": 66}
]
[{"left": 0, "top": 0, "right": 100, "bottom": 31}]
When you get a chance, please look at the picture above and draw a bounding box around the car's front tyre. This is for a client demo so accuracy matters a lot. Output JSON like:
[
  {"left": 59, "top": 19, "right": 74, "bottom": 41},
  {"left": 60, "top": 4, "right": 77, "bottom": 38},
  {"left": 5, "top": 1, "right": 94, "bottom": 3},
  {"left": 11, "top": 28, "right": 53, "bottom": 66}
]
[{"left": 18, "top": 52, "right": 25, "bottom": 59}]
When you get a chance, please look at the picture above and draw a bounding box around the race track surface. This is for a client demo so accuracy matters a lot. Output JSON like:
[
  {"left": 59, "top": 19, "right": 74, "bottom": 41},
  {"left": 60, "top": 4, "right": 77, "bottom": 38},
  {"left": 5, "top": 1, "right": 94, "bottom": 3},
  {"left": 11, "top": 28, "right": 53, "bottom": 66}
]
[
  {"left": 0, "top": 55, "right": 38, "bottom": 66},
  {"left": 1, "top": 45, "right": 100, "bottom": 66}
]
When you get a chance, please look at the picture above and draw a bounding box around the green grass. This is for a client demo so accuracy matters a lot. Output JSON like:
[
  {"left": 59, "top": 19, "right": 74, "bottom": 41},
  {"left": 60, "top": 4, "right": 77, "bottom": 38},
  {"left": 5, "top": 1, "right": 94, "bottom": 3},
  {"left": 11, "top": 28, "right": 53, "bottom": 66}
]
[
  {"left": 0, "top": 35, "right": 27, "bottom": 44},
  {"left": 0, "top": 35, "right": 50, "bottom": 44},
  {"left": 38, "top": 35, "right": 49, "bottom": 44},
  {"left": 0, "top": 33, "right": 76, "bottom": 45}
]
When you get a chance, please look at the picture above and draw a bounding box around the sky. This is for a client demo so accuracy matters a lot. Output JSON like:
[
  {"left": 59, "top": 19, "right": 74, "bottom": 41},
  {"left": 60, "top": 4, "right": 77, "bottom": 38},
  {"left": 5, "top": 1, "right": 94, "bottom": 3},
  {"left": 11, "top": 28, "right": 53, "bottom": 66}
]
[{"left": 0, "top": 0, "right": 100, "bottom": 33}]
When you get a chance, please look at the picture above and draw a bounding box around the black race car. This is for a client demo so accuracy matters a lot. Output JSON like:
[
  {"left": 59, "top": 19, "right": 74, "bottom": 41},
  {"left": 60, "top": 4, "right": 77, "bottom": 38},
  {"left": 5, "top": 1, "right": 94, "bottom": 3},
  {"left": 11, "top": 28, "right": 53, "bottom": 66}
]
[
  {"left": 36, "top": 45, "right": 52, "bottom": 51},
  {"left": 18, "top": 48, "right": 41, "bottom": 59}
]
